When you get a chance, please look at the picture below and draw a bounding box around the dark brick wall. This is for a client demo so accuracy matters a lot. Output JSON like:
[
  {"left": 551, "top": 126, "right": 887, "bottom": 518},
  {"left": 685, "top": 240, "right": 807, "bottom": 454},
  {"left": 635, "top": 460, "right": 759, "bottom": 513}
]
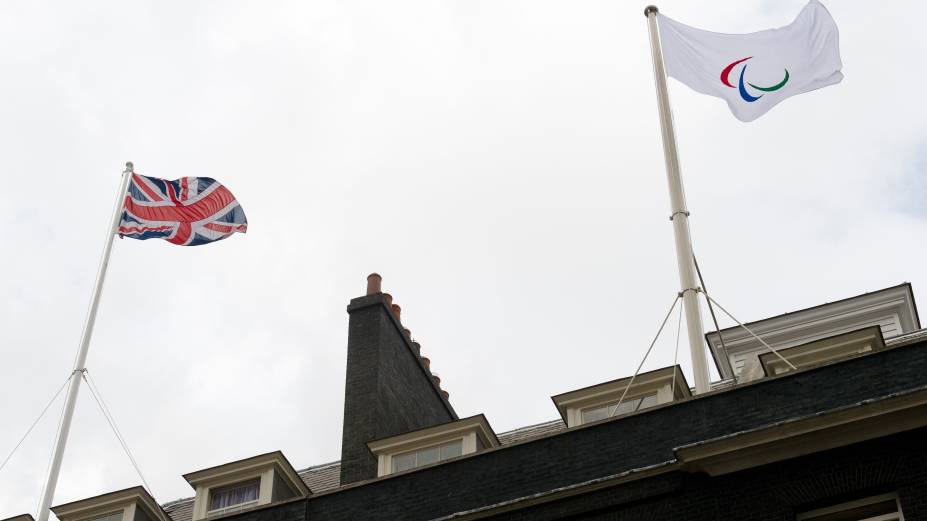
[
  {"left": 339, "top": 294, "right": 456, "bottom": 485},
  {"left": 314, "top": 339, "right": 927, "bottom": 519},
  {"left": 494, "top": 428, "right": 927, "bottom": 520},
  {"left": 245, "top": 427, "right": 927, "bottom": 521}
]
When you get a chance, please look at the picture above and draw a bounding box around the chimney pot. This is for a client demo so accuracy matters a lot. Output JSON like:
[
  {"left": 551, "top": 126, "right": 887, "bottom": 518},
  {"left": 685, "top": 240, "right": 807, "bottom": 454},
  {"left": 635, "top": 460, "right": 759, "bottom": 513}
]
[
  {"left": 383, "top": 293, "right": 393, "bottom": 308},
  {"left": 366, "top": 273, "right": 382, "bottom": 295},
  {"left": 392, "top": 304, "right": 402, "bottom": 322}
]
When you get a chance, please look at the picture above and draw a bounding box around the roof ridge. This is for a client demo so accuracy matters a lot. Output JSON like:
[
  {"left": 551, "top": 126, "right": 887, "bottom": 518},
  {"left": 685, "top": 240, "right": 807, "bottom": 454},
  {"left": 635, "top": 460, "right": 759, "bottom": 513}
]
[
  {"left": 162, "top": 496, "right": 193, "bottom": 508},
  {"left": 498, "top": 418, "right": 563, "bottom": 434},
  {"left": 297, "top": 459, "right": 341, "bottom": 474}
]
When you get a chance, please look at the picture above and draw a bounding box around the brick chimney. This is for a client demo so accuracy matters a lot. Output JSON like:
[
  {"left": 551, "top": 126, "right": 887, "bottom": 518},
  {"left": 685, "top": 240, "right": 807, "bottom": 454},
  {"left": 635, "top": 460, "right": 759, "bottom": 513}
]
[{"left": 339, "top": 274, "right": 456, "bottom": 485}]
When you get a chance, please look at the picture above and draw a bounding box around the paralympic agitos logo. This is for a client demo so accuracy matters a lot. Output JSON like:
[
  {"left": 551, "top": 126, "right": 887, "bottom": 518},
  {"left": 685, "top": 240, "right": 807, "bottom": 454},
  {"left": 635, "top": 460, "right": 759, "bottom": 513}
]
[{"left": 721, "top": 57, "right": 789, "bottom": 102}]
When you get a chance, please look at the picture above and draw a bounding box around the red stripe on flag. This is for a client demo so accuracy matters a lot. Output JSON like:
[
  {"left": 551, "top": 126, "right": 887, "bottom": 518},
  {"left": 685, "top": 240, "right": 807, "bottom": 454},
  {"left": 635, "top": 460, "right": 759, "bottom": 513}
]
[
  {"left": 168, "top": 222, "right": 192, "bottom": 245},
  {"left": 123, "top": 185, "right": 237, "bottom": 224},
  {"left": 118, "top": 225, "right": 174, "bottom": 234},
  {"left": 167, "top": 182, "right": 182, "bottom": 205},
  {"left": 204, "top": 223, "right": 233, "bottom": 233}
]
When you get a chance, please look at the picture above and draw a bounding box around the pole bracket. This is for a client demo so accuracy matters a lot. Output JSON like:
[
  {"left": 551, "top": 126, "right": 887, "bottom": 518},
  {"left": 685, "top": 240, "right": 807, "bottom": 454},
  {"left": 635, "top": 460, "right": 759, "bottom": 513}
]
[
  {"left": 669, "top": 210, "right": 690, "bottom": 221},
  {"left": 678, "top": 287, "right": 702, "bottom": 298}
]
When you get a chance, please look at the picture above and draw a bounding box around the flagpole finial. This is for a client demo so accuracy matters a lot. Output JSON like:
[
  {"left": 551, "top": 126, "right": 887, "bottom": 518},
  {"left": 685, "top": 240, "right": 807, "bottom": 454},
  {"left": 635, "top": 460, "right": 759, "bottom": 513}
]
[
  {"left": 644, "top": 5, "right": 658, "bottom": 17},
  {"left": 124, "top": 161, "right": 134, "bottom": 174}
]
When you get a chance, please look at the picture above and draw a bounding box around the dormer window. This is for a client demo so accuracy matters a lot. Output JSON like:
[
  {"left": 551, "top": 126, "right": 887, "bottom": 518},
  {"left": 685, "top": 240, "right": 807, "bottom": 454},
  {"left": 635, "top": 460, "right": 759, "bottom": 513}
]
[
  {"left": 759, "top": 326, "right": 886, "bottom": 377},
  {"left": 51, "top": 487, "right": 172, "bottom": 521},
  {"left": 552, "top": 366, "right": 690, "bottom": 428},
  {"left": 207, "top": 479, "right": 260, "bottom": 517},
  {"left": 580, "top": 392, "right": 659, "bottom": 424},
  {"left": 391, "top": 439, "right": 463, "bottom": 473},
  {"left": 368, "top": 415, "right": 498, "bottom": 477},
  {"left": 706, "top": 284, "right": 920, "bottom": 381},
  {"left": 183, "top": 451, "right": 310, "bottom": 521}
]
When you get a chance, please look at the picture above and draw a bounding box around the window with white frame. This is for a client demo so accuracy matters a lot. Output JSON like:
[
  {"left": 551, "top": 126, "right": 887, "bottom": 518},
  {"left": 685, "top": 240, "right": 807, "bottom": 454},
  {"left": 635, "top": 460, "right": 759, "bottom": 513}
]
[
  {"left": 796, "top": 493, "right": 904, "bottom": 521},
  {"left": 368, "top": 415, "right": 499, "bottom": 478},
  {"left": 185, "top": 452, "right": 309, "bottom": 521},
  {"left": 206, "top": 479, "right": 260, "bottom": 517},
  {"left": 390, "top": 439, "right": 463, "bottom": 474},
  {"left": 50, "top": 487, "right": 171, "bottom": 521},
  {"left": 580, "top": 392, "right": 658, "bottom": 424}
]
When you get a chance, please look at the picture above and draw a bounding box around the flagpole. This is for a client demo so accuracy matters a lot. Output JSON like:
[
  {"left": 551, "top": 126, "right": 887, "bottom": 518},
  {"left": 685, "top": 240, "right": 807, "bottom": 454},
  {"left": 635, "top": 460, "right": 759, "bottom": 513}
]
[
  {"left": 644, "top": 6, "right": 711, "bottom": 394},
  {"left": 36, "top": 162, "right": 135, "bottom": 521}
]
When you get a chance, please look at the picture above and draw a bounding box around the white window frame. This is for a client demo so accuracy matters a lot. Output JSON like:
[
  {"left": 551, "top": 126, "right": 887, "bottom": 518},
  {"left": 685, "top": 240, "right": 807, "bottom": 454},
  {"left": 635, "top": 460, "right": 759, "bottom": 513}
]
[
  {"left": 185, "top": 453, "right": 309, "bottom": 521},
  {"left": 389, "top": 438, "right": 465, "bottom": 474},
  {"left": 50, "top": 488, "right": 172, "bottom": 521},
  {"left": 796, "top": 492, "right": 904, "bottom": 521},
  {"left": 205, "top": 478, "right": 262, "bottom": 518},
  {"left": 368, "top": 416, "right": 498, "bottom": 478},
  {"left": 579, "top": 392, "right": 659, "bottom": 424},
  {"left": 192, "top": 468, "right": 273, "bottom": 520},
  {"left": 552, "top": 366, "right": 690, "bottom": 428},
  {"left": 567, "top": 387, "right": 669, "bottom": 427},
  {"left": 379, "top": 434, "right": 473, "bottom": 476}
]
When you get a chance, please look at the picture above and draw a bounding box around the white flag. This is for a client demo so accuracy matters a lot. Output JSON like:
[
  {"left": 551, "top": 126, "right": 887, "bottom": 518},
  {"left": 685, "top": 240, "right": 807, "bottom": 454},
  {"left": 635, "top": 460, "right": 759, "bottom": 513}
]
[{"left": 658, "top": 1, "right": 843, "bottom": 122}]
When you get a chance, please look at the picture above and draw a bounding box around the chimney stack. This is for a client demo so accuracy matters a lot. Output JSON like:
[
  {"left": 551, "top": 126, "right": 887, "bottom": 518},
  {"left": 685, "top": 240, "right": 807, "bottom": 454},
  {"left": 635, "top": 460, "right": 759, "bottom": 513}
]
[
  {"left": 340, "top": 273, "right": 456, "bottom": 485},
  {"left": 366, "top": 273, "right": 382, "bottom": 295}
]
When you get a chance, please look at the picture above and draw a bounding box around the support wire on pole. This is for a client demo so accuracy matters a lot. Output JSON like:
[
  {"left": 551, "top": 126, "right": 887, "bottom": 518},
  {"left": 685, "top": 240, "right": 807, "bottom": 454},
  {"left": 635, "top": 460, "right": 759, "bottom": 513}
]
[
  {"left": 611, "top": 294, "right": 682, "bottom": 418},
  {"left": 82, "top": 370, "right": 153, "bottom": 494},
  {"left": 703, "top": 293, "right": 797, "bottom": 371},
  {"left": 0, "top": 375, "right": 73, "bottom": 475},
  {"left": 671, "top": 296, "right": 684, "bottom": 395},
  {"left": 36, "top": 374, "right": 74, "bottom": 518},
  {"left": 693, "top": 254, "right": 734, "bottom": 382}
]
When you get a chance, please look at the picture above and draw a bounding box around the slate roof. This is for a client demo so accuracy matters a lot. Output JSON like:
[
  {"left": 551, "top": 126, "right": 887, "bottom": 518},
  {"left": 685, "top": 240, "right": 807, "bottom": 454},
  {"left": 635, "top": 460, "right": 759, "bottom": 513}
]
[{"left": 161, "top": 419, "right": 566, "bottom": 521}]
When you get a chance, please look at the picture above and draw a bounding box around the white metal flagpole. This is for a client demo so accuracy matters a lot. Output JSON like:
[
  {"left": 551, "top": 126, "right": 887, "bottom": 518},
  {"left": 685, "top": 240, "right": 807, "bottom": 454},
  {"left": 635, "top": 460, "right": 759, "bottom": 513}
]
[
  {"left": 644, "top": 6, "right": 712, "bottom": 394},
  {"left": 36, "top": 162, "right": 135, "bottom": 521}
]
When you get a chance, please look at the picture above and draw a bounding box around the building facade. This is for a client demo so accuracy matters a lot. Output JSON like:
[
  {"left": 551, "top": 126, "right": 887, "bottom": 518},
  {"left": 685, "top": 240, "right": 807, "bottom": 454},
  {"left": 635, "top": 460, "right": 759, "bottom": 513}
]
[{"left": 15, "top": 278, "right": 927, "bottom": 521}]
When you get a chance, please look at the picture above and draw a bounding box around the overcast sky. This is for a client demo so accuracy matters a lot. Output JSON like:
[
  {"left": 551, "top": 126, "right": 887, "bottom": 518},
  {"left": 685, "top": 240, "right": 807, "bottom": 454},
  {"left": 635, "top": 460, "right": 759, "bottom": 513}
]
[{"left": 2, "top": 0, "right": 926, "bottom": 516}]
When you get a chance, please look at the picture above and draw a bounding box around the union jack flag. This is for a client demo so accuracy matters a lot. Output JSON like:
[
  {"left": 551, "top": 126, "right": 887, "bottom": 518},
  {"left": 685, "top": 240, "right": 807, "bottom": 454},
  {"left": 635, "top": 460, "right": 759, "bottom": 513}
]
[{"left": 118, "top": 174, "right": 247, "bottom": 246}]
